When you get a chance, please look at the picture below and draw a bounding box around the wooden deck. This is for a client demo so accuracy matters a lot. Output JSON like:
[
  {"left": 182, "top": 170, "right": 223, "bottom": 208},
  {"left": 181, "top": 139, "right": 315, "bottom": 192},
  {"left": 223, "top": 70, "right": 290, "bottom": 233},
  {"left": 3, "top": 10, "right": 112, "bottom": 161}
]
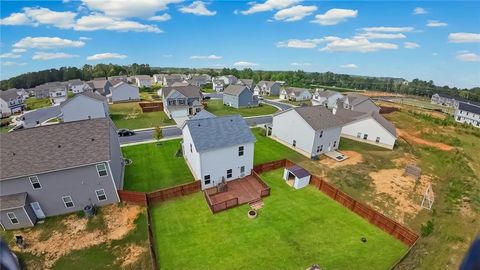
[{"left": 209, "top": 175, "right": 264, "bottom": 205}]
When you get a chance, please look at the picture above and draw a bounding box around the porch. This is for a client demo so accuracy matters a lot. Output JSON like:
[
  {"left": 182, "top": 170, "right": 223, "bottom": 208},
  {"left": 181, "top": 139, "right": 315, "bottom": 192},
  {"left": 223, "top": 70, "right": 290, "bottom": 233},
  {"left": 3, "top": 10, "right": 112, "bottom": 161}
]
[{"left": 204, "top": 173, "right": 270, "bottom": 213}]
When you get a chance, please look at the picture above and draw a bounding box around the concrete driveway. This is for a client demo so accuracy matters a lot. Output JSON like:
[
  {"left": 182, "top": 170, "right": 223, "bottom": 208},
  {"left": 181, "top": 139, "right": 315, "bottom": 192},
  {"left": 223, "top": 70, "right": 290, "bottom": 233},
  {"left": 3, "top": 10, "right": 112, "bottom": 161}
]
[
  {"left": 262, "top": 99, "right": 294, "bottom": 111},
  {"left": 19, "top": 106, "right": 61, "bottom": 128}
]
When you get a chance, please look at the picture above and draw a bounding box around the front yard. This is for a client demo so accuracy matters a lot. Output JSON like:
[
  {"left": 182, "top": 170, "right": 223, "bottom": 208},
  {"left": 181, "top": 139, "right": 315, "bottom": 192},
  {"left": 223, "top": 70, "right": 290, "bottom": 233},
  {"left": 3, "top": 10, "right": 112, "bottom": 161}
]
[
  {"left": 205, "top": 99, "right": 278, "bottom": 117},
  {"left": 109, "top": 102, "right": 174, "bottom": 130},
  {"left": 151, "top": 168, "right": 407, "bottom": 270},
  {"left": 122, "top": 140, "right": 194, "bottom": 192},
  {"left": 25, "top": 97, "right": 51, "bottom": 110}
]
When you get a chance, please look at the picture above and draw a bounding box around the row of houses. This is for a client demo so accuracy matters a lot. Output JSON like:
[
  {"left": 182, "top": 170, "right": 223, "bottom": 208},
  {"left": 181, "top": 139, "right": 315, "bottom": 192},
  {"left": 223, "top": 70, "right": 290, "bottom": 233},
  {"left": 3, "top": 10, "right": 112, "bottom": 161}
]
[{"left": 431, "top": 93, "right": 480, "bottom": 128}]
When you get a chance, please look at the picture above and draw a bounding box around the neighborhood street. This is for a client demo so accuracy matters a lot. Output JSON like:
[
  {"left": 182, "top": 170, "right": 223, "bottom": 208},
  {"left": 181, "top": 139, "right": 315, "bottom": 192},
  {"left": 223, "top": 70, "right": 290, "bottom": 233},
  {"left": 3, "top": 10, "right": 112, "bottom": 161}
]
[
  {"left": 262, "top": 99, "right": 294, "bottom": 111},
  {"left": 119, "top": 115, "right": 273, "bottom": 145}
]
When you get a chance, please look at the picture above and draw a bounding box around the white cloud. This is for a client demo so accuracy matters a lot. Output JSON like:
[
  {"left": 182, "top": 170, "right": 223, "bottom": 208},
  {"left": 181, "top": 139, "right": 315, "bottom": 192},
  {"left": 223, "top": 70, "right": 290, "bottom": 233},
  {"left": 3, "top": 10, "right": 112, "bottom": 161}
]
[
  {"left": 2, "top": 61, "right": 27, "bottom": 66},
  {"left": 448, "top": 33, "right": 480, "bottom": 43},
  {"left": 427, "top": 20, "right": 447, "bottom": 27},
  {"left": 23, "top": 7, "right": 76, "bottom": 29},
  {"left": 291, "top": 62, "right": 311, "bottom": 66},
  {"left": 311, "top": 9, "right": 357, "bottom": 26},
  {"left": 456, "top": 52, "right": 480, "bottom": 62},
  {"left": 179, "top": 1, "right": 216, "bottom": 16},
  {"left": 149, "top": 13, "right": 171, "bottom": 21},
  {"left": 13, "top": 37, "right": 85, "bottom": 50},
  {"left": 0, "top": 53, "right": 21, "bottom": 59},
  {"left": 361, "top": 26, "right": 415, "bottom": 33},
  {"left": 355, "top": 32, "right": 406, "bottom": 39},
  {"left": 75, "top": 14, "right": 162, "bottom": 32},
  {"left": 413, "top": 7, "right": 427, "bottom": 15},
  {"left": 276, "top": 38, "right": 324, "bottom": 48},
  {"left": 241, "top": 0, "right": 300, "bottom": 15},
  {"left": 404, "top": 42, "right": 420, "bottom": 49},
  {"left": 274, "top": 5, "right": 317, "bottom": 22},
  {"left": 81, "top": 0, "right": 182, "bottom": 18},
  {"left": 0, "top": 12, "right": 32, "bottom": 25},
  {"left": 233, "top": 61, "right": 259, "bottom": 67},
  {"left": 86, "top": 52, "right": 127, "bottom": 60},
  {"left": 12, "top": 48, "right": 27, "bottom": 53},
  {"left": 32, "top": 52, "right": 79, "bottom": 60},
  {"left": 320, "top": 37, "right": 398, "bottom": 53},
  {"left": 190, "top": 54, "right": 223, "bottom": 60},
  {"left": 79, "top": 36, "right": 91, "bottom": 40},
  {"left": 340, "top": 63, "right": 358, "bottom": 68}
]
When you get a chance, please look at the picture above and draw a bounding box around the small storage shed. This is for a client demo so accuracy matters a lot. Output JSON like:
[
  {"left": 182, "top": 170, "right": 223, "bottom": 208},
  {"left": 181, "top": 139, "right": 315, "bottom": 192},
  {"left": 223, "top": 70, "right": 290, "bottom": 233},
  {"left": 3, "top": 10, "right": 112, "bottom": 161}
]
[{"left": 283, "top": 165, "right": 311, "bottom": 189}]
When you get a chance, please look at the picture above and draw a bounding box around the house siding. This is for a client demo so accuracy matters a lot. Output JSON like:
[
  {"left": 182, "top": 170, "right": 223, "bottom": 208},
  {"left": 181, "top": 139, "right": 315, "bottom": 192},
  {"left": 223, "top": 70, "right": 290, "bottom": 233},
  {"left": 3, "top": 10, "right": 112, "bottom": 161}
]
[
  {"left": 341, "top": 117, "right": 396, "bottom": 149},
  {"left": 109, "top": 124, "right": 125, "bottom": 189},
  {"left": 0, "top": 205, "right": 36, "bottom": 230},
  {"left": 182, "top": 125, "right": 202, "bottom": 180},
  {"left": 455, "top": 108, "right": 480, "bottom": 128},
  {"left": 111, "top": 84, "right": 140, "bottom": 103},
  {"left": 0, "top": 164, "right": 119, "bottom": 218},
  {"left": 61, "top": 95, "right": 108, "bottom": 122},
  {"left": 271, "top": 111, "right": 316, "bottom": 157},
  {"left": 311, "top": 127, "right": 342, "bottom": 155}
]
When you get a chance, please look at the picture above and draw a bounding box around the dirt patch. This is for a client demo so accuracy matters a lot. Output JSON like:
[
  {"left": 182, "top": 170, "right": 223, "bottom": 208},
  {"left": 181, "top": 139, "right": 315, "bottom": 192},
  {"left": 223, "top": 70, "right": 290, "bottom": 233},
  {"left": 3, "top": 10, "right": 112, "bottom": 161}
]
[
  {"left": 398, "top": 129, "right": 454, "bottom": 151},
  {"left": 358, "top": 91, "right": 405, "bottom": 98},
  {"left": 119, "top": 244, "right": 148, "bottom": 268},
  {"left": 369, "top": 167, "right": 433, "bottom": 223},
  {"left": 12, "top": 203, "right": 142, "bottom": 269},
  {"left": 319, "top": 150, "right": 363, "bottom": 168}
]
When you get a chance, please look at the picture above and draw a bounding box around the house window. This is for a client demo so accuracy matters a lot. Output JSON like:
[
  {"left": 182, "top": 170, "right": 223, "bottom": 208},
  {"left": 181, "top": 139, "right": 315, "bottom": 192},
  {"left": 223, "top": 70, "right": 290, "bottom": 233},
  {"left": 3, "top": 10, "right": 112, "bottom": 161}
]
[
  {"left": 7, "top": 212, "right": 18, "bottom": 224},
  {"left": 293, "top": 140, "right": 296, "bottom": 147},
  {"left": 333, "top": 141, "right": 337, "bottom": 147},
  {"left": 190, "top": 143, "right": 193, "bottom": 153},
  {"left": 62, "top": 196, "right": 75, "bottom": 208},
  {"left": 240, "top": 166, "right": 245, "bottom": 174},
  {"left": 317, "top": 146, "right": 321, "bottom": 153},
  {"left": 376, "top": 137, "right": 381, "bottom": 143},
  {"left": 457, "top": 116, "right": 461, "bottom": 121},
  {"left": 319, "top": 130, "right": 323, "bottom": 138},
  {"left": 95, "top": 189, "right": 107, "bottom": 201},
  {"left": 357, "top": 132, "right": 361, "bottom": 138},
  {"left": 320, "top": 145, "right": 323, "bottom": 152},
  {"left": 227, "top": 169, "right": 233, "bottom": 178},
  {"left": 204, "top": 175, "right": 211, "bottom": 185},
  {"left": 29, "top": 176, "right": 41, "bottom": 190},
  {"left": 238, "top": 146, "right": 244, "bottom": 156},
  {"left": 363, "top": 134, "right": 368, "bottom": 140},
  {"left": 179, "top": 99, "right": 185, "bottom": 105},
  {"left": 96, "top": 163, "right": 108, "bottom": 177}
]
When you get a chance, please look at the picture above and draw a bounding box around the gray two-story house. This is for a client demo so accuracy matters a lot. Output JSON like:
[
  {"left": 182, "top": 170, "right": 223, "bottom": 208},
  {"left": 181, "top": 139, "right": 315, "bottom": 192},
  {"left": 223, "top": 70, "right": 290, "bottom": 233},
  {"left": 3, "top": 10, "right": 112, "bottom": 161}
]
[
  {"left": 0, "top": 89, "right": 25, "bottom": 118},
  {"left": 223, "top": 85, "right": 258, "bottom": 108},
  {"left": 162, "top": 85, "right": 203, "bottom": 119},
  {"left": 0, "top": 118, "right": 124, "bottom": 230}
]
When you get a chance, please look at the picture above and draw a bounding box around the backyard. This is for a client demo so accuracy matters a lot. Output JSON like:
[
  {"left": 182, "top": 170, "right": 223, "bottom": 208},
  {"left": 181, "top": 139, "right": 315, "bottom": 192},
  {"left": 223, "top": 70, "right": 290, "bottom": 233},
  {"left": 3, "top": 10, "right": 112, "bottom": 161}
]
[
  {"left": 150, "top": 168, "right": 407, "bottom": 270},
  {"left": 205, "top": 99, "right": 278, "bottom": 117},
  {"left": 122, "top": 140, "right": 194, "bottom": 192},
  {"left": 25, "top": 97, "right": 51, "bottom": 110},
  {"left": 0, "top": 203, "right": 151, "bottom": 270},
  {"left": 109, "top": 102, "right": 174, "bottom": 130}
]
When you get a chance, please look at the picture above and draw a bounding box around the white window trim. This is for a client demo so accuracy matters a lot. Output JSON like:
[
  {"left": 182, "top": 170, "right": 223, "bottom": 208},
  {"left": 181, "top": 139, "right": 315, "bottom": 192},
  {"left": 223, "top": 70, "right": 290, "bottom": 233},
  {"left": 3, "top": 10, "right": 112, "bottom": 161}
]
[
  {"left": 62, "top": 196, "right": 75, "bottom": 208},
  {"left": 95, "top": 189, "right": 108, "bottom": 202},
  {"left": 7, "top": 212, "right": 18, "bottom": 224},
  {"left": 96, "top": 163, "right": 108, "bottom": 177},
  {"left": 29, "top": 176, "right": 42, "bottom": 190}
]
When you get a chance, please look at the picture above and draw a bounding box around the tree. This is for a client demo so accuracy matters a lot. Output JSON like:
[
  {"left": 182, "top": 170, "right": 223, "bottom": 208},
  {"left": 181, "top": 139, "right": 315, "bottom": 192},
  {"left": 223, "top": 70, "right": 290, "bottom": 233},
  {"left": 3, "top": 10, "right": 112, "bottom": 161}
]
[{"left": 153, "top": 126, "right": 163, "bottom": 146}]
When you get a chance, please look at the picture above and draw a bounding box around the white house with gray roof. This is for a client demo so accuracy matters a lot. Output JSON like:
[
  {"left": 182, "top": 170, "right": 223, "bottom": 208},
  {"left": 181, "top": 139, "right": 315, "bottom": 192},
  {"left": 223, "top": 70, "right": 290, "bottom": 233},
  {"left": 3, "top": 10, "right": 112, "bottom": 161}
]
[
  {"left": 279, "top": 87, "right": 312, "bottom": 101},
  {"left": 182, "top": 114, "right": 256, "bottom": 190},
  {"left": 0, "top": 89, "right": 25, "bottom": 118},
  {"left": 0, "top": 118, "right": 124, "bottom": 230},
  {"left": 339, "top": 93, "right": 380, "bottom": 114},
  {"left": 60, "top": 92, "right": 109, "bottom": 123},
  {"left": 223, "top": 85, "right": 258, "bottom": 108},
  {"left": 312, "top": 89, "right": 344, "bottom": 108},
  {"left": 162, "top": 85, "right": 203, "bottom": 119},
  {"left": 455, "top": 102, "right": 480, "bottom": 128},
  {"left": 254, "top": 81, "right": 281, "bottom": 96},
  {"left": 135, "top": 75, "right": 152, "bottom": 87},
  {"left": 334, "top": 107, "right": 397, "bottom": 149},
  {"left": 107, "top": 82, "right": 140, "bottom": 103},
  {"left": 271, "top": 106, "right": 343, "bottom": 158}
]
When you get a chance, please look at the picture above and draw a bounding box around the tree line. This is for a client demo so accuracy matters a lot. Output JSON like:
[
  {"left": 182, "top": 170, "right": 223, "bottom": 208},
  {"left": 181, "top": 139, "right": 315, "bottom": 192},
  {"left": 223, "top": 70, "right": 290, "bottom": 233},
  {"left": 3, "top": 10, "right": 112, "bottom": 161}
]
[{"left": 1, "top": 63, "right": 479, "bottom": 102}]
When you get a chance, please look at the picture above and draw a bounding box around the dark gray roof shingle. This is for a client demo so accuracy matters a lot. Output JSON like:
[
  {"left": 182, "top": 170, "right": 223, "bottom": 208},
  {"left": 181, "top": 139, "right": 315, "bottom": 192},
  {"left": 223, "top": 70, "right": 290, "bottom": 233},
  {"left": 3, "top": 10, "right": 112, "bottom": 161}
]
[
  {"left": 459, "top": 102, "right": 480, "bottom": 114},
  {"left": 224, "top": 85, "right": 250, "bottom": 96},
  {"left": 281, "top": 106, "right": 343, "bottom": 131},
  {"left": 185, "top": 114, "right": 256, "bottom": 152},
  {"left": 0, "top": 118, "right": 113, "bottom": 180},
  {"left": 190, "top": 110, "right": 216, "bottom": 120},
  {"left": 163, "top": 85, "right": 202, "bottom": 98},
  {"left": 334, "top": 107, "right": 397, "bottom": 137},
  {"left": 286, "top": 165, "right": 310, "bottom": 178},
  {"left": 0, "top": 192, "right": 27, "bottom": 210}
]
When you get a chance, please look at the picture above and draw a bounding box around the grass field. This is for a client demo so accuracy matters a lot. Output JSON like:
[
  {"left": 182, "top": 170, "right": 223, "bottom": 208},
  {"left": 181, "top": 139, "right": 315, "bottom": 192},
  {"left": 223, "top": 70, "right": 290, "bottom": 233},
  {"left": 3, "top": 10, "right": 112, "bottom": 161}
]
[
  {"left": 151, "top": 168, "right": 407, "bottom": 270},
  {"left": 205, "top": 99, "right": 278, "bottom": 117},
  {"left": 252, "top": 128, "right": 307, "bottom": 165},
  {"left": 122, "top": 140, "right": 194, "bottom": 191},
  {"left": 109, "top": 102, "right": 174, "bottom": 129},
  {"left": 139, "top": 92, "right": 161, "bottom": 101},
  {"left": 390, "top": 97, "right": 455, "bottom": 114},
  {"left": 25, "top": 97, "right": 51, "bottom": 110}
]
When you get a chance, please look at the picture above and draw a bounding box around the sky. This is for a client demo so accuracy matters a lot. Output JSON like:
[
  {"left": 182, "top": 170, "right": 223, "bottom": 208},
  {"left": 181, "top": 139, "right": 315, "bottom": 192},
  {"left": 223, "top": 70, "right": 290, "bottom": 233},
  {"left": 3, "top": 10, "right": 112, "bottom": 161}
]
[{"left": 0, "top": 0, "right": 479, "bottom": 88}]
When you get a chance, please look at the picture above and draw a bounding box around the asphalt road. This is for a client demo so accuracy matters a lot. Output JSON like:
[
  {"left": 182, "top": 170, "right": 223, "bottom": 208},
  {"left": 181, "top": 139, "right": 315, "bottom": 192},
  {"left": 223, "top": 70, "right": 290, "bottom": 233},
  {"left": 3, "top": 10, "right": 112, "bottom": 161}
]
[
  {"left": 119, "top": 115, "right": 273, "bottom": 145},
  {"left": 262, "top": 99, "right": 294, "bottom": 111},
  {"left": 203, "top": 92, "right": 223, "bottom": 99},
  {"left": 20, "top": 106, "right": 61, "bottom": 128}
]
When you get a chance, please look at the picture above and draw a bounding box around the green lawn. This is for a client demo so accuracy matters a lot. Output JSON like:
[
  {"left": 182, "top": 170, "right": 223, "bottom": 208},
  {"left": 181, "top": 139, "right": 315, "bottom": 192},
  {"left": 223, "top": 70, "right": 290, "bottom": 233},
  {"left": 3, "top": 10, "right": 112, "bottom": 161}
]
[
  {"left": 151, "top": 169, "right": 407, "bottom": 270},
  {"left": 25, "top": 97, "right": 51, "bottom": 110},
  {"left": 252, "top": 128, "right": 307, "bottom": 165},
  {"left": 122, "top": 140, "right": 194, "bottom": 191},
  {"left": 263, "top": 95, "right": 280, "bottom": 100},
  {"left": 205, "top": 99, "right": 278, "bottom": 117},
  {"left": 201, "top": 88, "right": 215, "bottom": 93},
  {"left": 109, "top": 102, "right": 174, "bottom": 129}
]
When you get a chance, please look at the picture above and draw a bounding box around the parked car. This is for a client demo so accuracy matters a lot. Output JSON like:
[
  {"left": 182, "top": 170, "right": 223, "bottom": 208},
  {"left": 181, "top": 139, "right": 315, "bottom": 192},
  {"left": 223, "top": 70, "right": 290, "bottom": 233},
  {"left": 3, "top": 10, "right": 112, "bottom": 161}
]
[
  {"left": 203, "top": 96, "right": 211, "bottom": 100},
  {"left": 118, "top": 129, "right": 135, "bottom": 137}
]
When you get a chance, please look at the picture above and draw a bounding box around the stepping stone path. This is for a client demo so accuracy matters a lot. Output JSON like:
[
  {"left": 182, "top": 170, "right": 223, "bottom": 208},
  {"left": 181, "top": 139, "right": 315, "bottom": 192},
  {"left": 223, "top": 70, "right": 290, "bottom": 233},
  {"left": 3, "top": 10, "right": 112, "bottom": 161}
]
[{"left": 249, "top": 199, "right": 264, "bottom": 210}]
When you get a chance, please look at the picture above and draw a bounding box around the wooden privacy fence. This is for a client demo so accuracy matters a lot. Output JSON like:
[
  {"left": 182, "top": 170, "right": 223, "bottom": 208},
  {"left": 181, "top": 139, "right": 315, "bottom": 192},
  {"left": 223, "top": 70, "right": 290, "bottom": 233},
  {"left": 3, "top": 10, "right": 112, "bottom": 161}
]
[
  {"left": 145, "top": 198, "right": 160, "bottom": 270},
  {"left": 255, "top": 159, "right": 419, "bottom": 247},
  {"left": 147, "top": 181, "right": 201, "bottom": 204},
  {"left": 117, "top": 190, "right": 148, "bottom": 205},
  {"left": 139, "top": 102, "right": 163, "bottom": 113}
]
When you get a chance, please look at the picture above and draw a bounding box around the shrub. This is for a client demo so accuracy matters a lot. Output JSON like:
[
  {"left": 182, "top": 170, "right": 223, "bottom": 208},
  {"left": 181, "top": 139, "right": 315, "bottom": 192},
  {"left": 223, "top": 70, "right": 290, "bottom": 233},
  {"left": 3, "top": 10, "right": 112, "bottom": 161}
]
[
  {"left": 0, "top": 119, "right": 10, "bottom": 127},
  {"left": 421, "top": 219, "right": 434, "bottom": 237}
]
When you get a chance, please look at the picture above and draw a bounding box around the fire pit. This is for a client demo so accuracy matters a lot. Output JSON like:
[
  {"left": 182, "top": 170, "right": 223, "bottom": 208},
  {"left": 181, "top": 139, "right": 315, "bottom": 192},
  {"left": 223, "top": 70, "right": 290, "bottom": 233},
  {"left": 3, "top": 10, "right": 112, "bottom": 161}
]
[{"left": 248, "top": 210, "right": 257, "bottom": 219}]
